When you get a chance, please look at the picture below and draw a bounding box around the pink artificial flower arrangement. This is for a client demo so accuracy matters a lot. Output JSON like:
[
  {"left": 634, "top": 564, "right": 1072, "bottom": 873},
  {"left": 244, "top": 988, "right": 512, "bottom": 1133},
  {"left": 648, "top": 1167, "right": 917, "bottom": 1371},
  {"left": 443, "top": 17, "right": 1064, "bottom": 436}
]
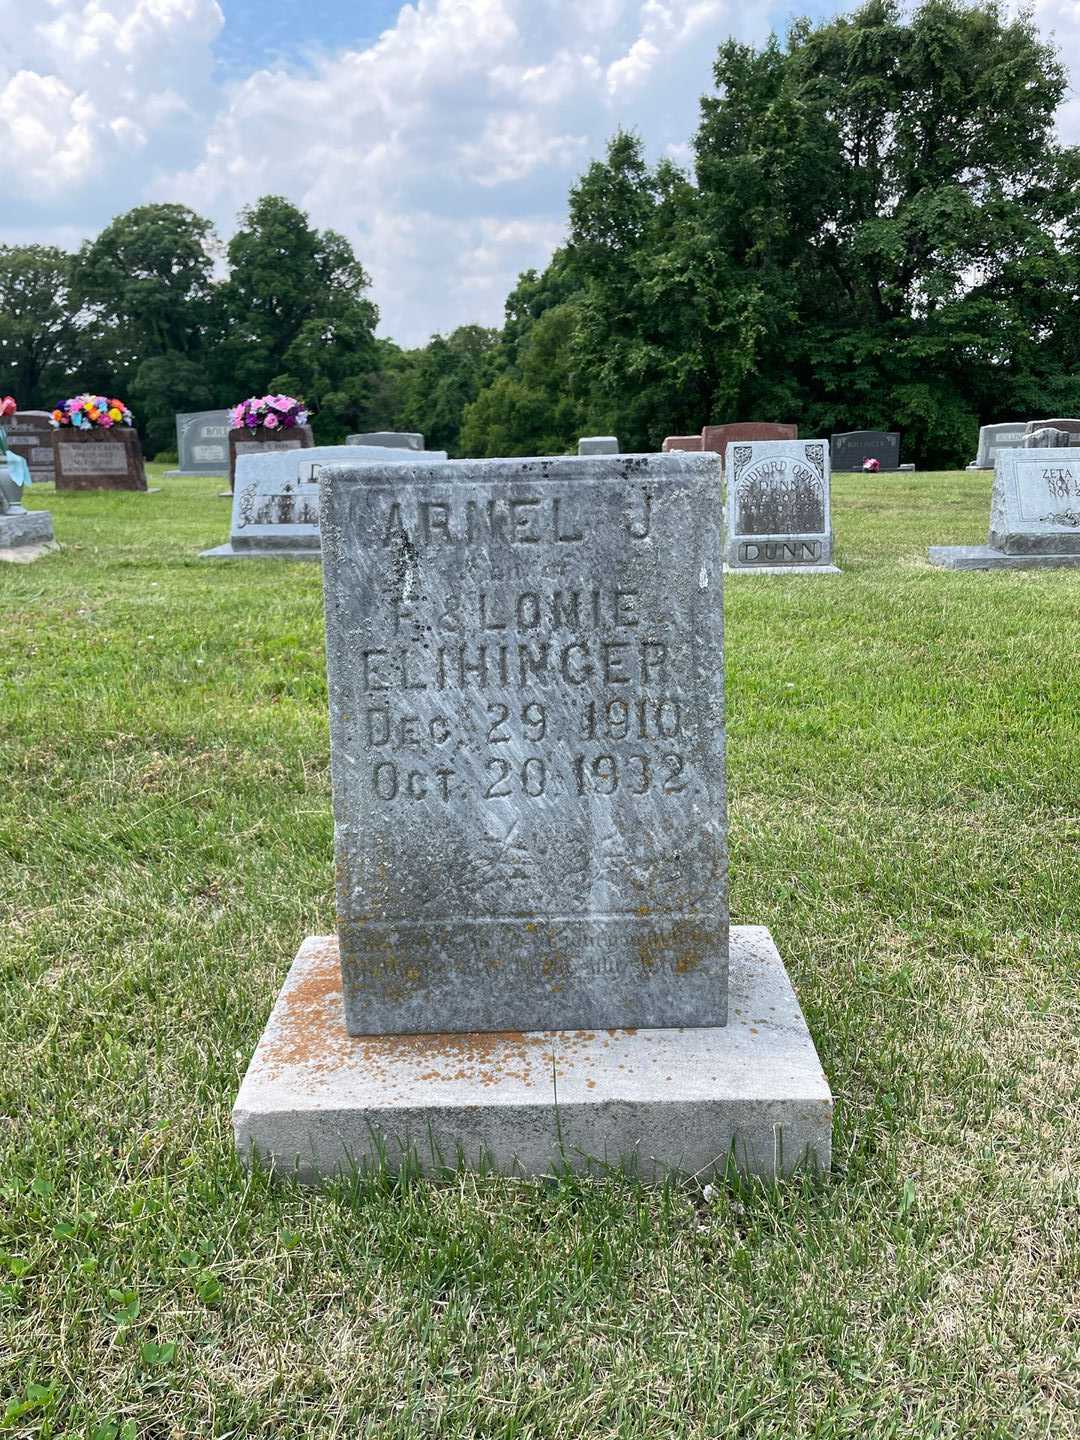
[
  {"left": 863, "top": 457, "right": 881, "bottom": 472},
  {"left": 0, "top": 396, "right": 16, "bottom": 419},
  {"left": 229, "top": 394, "right": 309, "bottom": 431}
]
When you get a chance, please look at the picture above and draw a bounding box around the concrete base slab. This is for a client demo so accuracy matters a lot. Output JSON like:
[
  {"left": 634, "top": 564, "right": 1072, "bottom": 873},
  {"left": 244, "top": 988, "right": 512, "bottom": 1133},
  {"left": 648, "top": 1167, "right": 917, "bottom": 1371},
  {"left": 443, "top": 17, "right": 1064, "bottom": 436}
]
[
  {"left": 201, "top": 543, "right": 320, "bottom": 561},
  {"left": 234, "top": 927, "right": 832, "bottom": 1184},
  {"left": 0, "top": 510, "right": 55, "bottom": 564},
  {"left": 928, "top": 544, "right": 1080, "bottom": 571},
  {"left": 725, "top": 563, "right": 841, "bottom": 577}
]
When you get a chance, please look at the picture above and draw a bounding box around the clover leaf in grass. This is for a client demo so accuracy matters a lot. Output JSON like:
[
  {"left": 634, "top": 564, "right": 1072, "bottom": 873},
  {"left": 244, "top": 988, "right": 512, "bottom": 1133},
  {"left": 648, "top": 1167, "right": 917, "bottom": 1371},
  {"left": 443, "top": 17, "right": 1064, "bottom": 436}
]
[
  {"left": 139, "top": 1340, "right": 177, "bottom": 1368},
  {"left": 195, "top": 1272, "right": 223, "bottom": 1306}
]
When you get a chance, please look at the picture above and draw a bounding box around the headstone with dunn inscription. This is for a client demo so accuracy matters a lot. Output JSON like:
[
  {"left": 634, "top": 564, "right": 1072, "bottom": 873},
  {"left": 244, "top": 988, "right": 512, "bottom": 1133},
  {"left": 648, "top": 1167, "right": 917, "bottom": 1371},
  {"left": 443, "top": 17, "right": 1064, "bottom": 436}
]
[
  {"left": 233, "top": 452, "right": 832, "bottom": 1182},
  {"left": 726, "top": 440, "right": 838, "bottom": 574},
  {"left": 929, "top": 446, "right": 1080, "bottom": 569}
]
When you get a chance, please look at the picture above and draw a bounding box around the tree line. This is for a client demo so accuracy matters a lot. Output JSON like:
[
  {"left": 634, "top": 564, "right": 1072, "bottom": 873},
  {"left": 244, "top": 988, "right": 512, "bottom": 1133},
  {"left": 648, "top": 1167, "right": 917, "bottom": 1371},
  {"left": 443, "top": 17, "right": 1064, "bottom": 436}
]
[{"left": 2, "top": 0, "right": 1077, "bottom": 467}]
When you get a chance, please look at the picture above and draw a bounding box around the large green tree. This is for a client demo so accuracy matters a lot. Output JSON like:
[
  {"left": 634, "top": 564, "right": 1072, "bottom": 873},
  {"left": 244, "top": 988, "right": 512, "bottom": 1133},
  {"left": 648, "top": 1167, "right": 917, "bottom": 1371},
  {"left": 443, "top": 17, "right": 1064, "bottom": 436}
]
[
  {"left": 218, "top": 197, "right": 380, "bottom": 438},
  {"left": 395, "top": 326, "right": 502, "bottom": 454},
  {"left": 0, "top": 246, "right": 83, "bottom": 408},
  {"left": 690, "top": 0, "right": 1080, "bottom": 462}
]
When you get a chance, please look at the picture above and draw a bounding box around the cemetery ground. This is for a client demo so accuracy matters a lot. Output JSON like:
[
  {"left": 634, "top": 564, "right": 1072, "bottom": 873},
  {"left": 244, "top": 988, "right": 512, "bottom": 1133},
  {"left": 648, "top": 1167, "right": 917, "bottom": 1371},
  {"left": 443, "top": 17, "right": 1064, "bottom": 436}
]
[{"left": 1, "top": 465, "right": 1077, "bottom": 1440}]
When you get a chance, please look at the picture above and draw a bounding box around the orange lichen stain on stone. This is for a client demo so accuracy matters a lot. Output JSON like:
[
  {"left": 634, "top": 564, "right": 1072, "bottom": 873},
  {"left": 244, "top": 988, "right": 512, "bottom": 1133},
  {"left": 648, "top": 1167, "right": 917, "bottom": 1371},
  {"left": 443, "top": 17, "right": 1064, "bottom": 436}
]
[
  {"left": 750, "top": 1028, "right": 760, "bottom": 1036},
  {"left": 586, "top": 1080, "right": 597, "bottom": 1089},
  {"left": 635, "top": 918, "right": 711, "bottom": 976}
]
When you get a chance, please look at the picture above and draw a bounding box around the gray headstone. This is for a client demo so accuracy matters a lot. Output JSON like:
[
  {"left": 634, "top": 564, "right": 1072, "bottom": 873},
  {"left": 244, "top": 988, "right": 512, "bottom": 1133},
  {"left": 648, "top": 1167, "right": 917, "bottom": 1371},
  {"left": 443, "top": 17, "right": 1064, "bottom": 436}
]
[
  {"left": 319, "top": 453, "right": 728, "bottom": 1036},
  {"left": 1023, "top": 427, "right": 1076, "bottom": 449},
  {"left": 214, "top": 444, "right": 449, "bottom": 555},
  {"left": 970, "top": 422, "right": 1027, "bottom": 469},
  {"left": 175, "top": 410, "right": 230, "bottom": 475},
  {"left": 348, "top": 432, "right": 425, "bottom": 450},
  {"left": 726, "top": 440, "right": 833, "bottom": 569},
  {"left": 578, "top": 436, "right": 619, "bottom": 455},
  {"left": 990, "top": 448, "right": 1080, "bottom": 555},
  {"left": 830, "top": 431, "right": 900, "bottom": 471}
]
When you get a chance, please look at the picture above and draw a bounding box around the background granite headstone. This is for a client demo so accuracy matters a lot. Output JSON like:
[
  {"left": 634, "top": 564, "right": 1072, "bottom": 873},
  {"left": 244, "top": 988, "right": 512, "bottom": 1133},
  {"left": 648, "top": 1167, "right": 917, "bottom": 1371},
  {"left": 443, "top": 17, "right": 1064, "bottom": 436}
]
[
  {"left": 662, "top": 436, "right": 704, "bottom": 453},
  {"left": 726, "top": 440, "right": 834, "bottom": 569},
  {"left": 228, "top": 424, "right": 314, "bottom": 492},
  {"left": 6, "top": 412, "right": 55, "bottom": 484},
  {"left": 1023, "top": 428, "right": 1076, "bottom": 449},
  {"left": 53, "top": 428, "right": 147, "bottom": 491},
  {"left": 347, "top": 431, "right": 425, "bottom": 450},
  {"left": 1025, "top": 418, "right": 1080, "bottom": 442},
  {"left": 701, "top": 423, "right": 797, "bottom": 462},
  {"left": 578, "top": 437, "right": 619, "bottom": 455},
  {"left": 204, "top": 443, "right": 449, "bottom": 558},
  {"left": 970, "top": 422, "right": 1027, "bottom": 469},
  {"left": 830, "top": 431, "right": 900, "bottom": 471},
  {"left": 319, "top": 452, "right": 728, "bottom": 1036},
  {"left": 175, "top": 410, "right": 230, "bottom": 475}
]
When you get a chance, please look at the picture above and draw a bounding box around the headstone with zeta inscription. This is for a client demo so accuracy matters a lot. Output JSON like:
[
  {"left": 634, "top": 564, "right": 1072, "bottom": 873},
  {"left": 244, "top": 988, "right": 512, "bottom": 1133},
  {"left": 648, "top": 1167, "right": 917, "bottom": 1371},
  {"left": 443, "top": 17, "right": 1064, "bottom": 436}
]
[
  {"left": 233, "top": 452, "right": 833, "bottom": 1182},
  {"left": 930, "top": 446, "right": 1080, "bottom": 569}
]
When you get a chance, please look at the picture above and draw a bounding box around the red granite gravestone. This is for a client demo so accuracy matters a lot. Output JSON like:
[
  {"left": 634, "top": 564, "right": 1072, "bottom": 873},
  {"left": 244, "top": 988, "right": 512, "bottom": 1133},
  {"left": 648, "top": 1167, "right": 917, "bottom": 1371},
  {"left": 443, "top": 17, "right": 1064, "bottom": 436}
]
[
  {"left": 53, "top": 427, "right": 148, "bottom": 491},
  {"left": 6, "top": 412, "right": 55, "bottom": 484},
  {"left": 662, "top": 435, "right": 704, "bottom": 452},
  {"left": 701, "top": 423, "right": 798, "bottom": 463},
  {"left": 228, "top": 425, "right": 314, "bottom": 493}
]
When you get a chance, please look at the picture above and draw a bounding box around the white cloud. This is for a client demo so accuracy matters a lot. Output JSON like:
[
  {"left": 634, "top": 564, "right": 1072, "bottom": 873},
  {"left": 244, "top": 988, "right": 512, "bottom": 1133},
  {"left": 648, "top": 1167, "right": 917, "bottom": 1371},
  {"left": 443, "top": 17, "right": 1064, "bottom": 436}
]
[{"left": 1, "top": 0, "right": 1077, "bottom": 345}]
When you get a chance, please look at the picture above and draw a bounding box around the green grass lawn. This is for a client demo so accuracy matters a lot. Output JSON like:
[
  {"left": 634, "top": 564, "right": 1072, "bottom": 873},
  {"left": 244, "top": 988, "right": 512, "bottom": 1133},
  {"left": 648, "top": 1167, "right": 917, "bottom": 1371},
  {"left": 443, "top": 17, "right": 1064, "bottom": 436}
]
[{"left": 1, "top": 467, "right": 1077, "bottom": 1438}]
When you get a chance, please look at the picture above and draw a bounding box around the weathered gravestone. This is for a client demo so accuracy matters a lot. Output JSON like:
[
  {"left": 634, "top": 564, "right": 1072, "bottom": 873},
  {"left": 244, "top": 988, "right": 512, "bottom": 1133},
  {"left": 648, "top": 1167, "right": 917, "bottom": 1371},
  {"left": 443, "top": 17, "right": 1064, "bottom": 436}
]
[
  {"left": 6, "top": 412, "right": 55, "bottom": 484},
  {"left": 967, "top": 422, "right": 1027, "bottom": 470},
  {"left": 348, "top": 431, "right": 425, "bottom": 450},
  {"left": 662, "top": 436, "right": 703, "bottom": 452},
  {"left": 702, "top": 423, "right": 797, "bottom": 463},
  {"left": 228, "top": 424, "right": 313, "bottom": 493},
  {"left": 53, "top": 428, "right": 149, "bottom": 491},
  {"left": 174, "top": 410, "right": 230, "bottom": 475},
  {"left": 929, "top": 447, "right": 1080, "bottom": 569},
  {"left": 830, "top": 431, "right": 900, "bottom": 471},
  {"left": 202, "top": 443, "right": 448, "bottom": 559},
  {"left": 726, "top": 440, "right": 838, "bottom": 574},
  {"left": 578, "top": 436, "right": 619, "bottom": 455},
  {"left": 1026, "top": 418, "right": 1080, "bottom": 442},
  {"left": 0, "top": 457, "right": 55, "bottom": 561},
  {"left": 233, "top": 453, "right": 832, "bottom": 1181}
]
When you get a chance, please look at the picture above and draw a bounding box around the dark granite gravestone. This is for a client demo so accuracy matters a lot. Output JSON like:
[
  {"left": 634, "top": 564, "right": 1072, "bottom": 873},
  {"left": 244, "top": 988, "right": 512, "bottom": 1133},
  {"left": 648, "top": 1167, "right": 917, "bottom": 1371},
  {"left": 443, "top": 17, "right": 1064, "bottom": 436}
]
[
  {"left": 726, "top": 440, "right": 837, "bottom": 573},
  {"left": 227, "top": 424, "right": 314, "bottom": 492},
  {"left": 830, "top": 431, "right": 901, "bottom": 471},
  {"left": 1024, "top": 428, "right": 1077, "bottom": 449},
  {"left": 929, "top": 447, "right": 1080, "bottom": 570},
  {"left": 662, "top": 436, "right": 703, "bottom": 452},
  {"left": 701, "top": 423, "right": 797, "bottom": 462},
  {"left": 232, "top": 451, "right": 833, "bottom": 1181},
  {"left": 1025, "top": 418, "right": 1080, "bottom": 441},
  {"left": 6, "top": 412, "right": 55, "bottom": 484},
  {"left": 53, "top": 428, "right": 148, "bottom": 491},
  {"left": 175, "top": 410, "right": 230, "bottom": 475}
]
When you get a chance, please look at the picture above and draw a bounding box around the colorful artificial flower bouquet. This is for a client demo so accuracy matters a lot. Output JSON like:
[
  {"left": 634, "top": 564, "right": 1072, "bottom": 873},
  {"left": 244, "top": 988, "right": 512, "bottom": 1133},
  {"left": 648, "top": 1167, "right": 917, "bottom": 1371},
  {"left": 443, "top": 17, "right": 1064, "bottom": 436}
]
[
  {"left": 229, "top": 395, "right": 309, "bottom": 432},
  {"left": 51, "top": 395, "right": 133, "bottom": 429},
  {"left": 863, "top": 457, "right": 881, "bottom": 472}
]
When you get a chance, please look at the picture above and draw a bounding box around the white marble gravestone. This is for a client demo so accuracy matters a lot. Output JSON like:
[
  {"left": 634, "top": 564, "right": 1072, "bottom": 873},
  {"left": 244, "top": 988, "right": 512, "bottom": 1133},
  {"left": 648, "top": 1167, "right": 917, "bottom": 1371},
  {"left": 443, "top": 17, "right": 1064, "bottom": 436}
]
[
  {"left": 929, "top": 447, "right": 1080, "bottom": 569},
  {"left": 201, "top": 444, "right": 447, "bottom": 559},
  {"left": 348, "top": 431, "right": 425, "bottom": 450},
  {"left": 232, "top": 453, "right": 833, "bottom": 1183},
  {"left": 726, "top": 440, "right": 838, "bottom": 574}
]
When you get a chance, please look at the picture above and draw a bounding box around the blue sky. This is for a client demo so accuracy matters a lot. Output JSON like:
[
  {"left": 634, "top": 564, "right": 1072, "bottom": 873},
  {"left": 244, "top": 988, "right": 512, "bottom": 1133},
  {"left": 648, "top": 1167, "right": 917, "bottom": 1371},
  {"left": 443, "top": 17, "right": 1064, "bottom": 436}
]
[{"left": 2, "top": 0, "right": 1076, "bottom": 346}]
